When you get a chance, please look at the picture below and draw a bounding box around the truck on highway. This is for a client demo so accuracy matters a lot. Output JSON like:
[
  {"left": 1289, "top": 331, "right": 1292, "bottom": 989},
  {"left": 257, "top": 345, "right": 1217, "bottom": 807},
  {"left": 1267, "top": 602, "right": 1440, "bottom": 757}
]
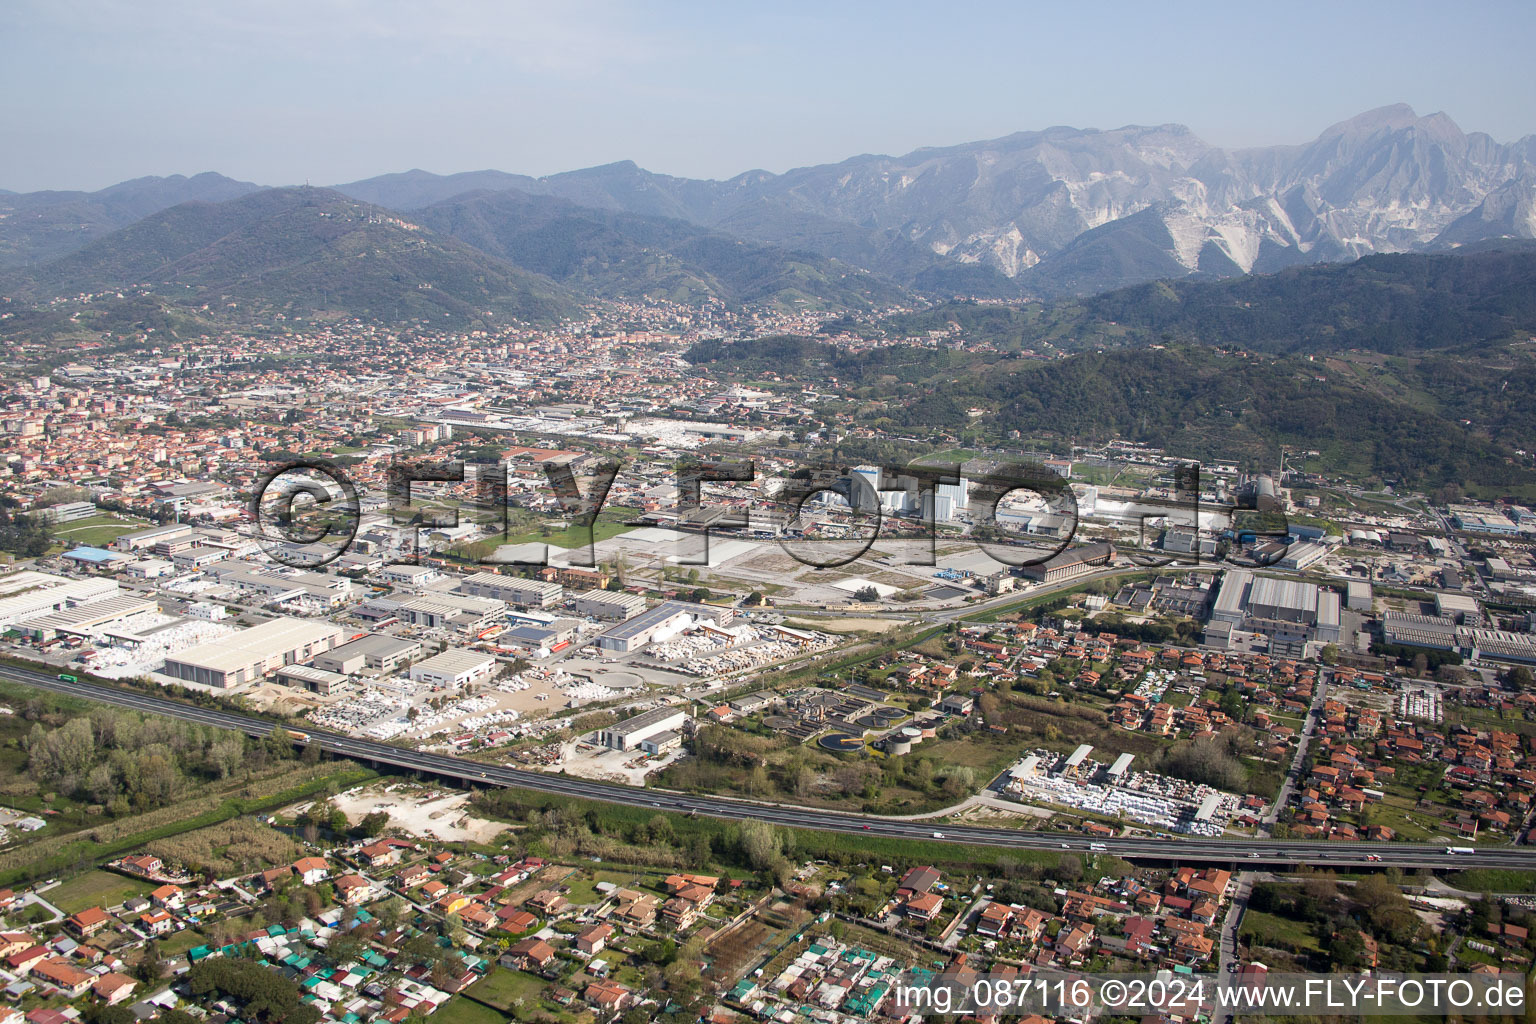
[
  {"left": 56, "top": 673, "right": 77, "bottom": 683},
  {"left": 1445, "top": 846, "right": 1475, "bottom": 855}
]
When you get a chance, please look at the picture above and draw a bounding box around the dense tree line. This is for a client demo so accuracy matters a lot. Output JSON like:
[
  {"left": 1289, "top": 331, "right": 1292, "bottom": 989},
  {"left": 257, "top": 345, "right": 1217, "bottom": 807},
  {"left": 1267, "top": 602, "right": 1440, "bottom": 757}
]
[
  {"left": 18, "top": 706, "right": 290, "bottom": 815},
  {"left": 1248, "top": 873, "right": 1438, "bottom": 971},
  {"left": 185, "top": 958, "right": 319, "bottom": 1024},
  {"left": 1157, "top": 733, "right": 1248, "bottom": 791},
  {"left": 0, "top": 502, "right": 52, "bottom": 557},
  {"left": 1370, "top": 642, "right": 1464, "bottom": 671}
]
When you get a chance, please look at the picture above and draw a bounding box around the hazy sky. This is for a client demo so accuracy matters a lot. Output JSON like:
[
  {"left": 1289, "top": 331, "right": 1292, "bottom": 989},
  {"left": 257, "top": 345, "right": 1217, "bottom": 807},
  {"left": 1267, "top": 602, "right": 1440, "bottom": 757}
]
[{"left": 4, "top": 0, "right": 1534, "bottom": 192}]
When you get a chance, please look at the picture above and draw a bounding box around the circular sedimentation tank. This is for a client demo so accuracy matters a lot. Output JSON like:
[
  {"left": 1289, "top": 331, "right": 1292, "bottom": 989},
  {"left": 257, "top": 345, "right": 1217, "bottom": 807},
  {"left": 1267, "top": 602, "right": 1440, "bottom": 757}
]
[{"left": 818, "top": 732, "right": 865, "bottom": 753}]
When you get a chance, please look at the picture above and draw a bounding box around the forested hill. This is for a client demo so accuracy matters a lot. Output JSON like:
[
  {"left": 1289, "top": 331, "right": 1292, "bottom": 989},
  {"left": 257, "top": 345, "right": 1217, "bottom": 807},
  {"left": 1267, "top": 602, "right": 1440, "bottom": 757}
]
[
  {"left": 412, "top": 188, "right": 910, "bottom": 311},
  {"left": 856, "top": 244, "right": 1536, "bottom": 356},
  {"left": 685, "top": 338, "right": 1536, "bottom": 492},
  {"left": 1079, "top": 244, "right": 1536, "bottom": 354},
  {"left": 0, "top": 187, "right": 578, "bottom": 324}
]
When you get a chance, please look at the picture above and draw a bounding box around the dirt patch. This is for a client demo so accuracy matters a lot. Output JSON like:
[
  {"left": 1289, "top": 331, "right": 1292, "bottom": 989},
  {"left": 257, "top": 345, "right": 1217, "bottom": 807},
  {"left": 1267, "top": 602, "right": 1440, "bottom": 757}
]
[
  {"left": 740, "top": 552, "right": 804, "bottom": 573},
  {"left": 786, "top": 617, "right": 903, "bottom": 633},
  {"left": 295, "top": 782, "right": 509, "bottom": 844},
  {"left": 951, "top": 803, "right": 1055, "bottom": 827},
  {"left": 243, "top": 683, "right": 325, "bottom": 714}
]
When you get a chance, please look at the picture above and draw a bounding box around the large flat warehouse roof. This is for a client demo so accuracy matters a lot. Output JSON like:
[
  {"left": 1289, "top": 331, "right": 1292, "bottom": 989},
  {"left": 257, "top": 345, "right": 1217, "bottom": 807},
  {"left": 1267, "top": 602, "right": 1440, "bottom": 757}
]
[{"left": 166, "top": 617, "right": 340, "bottom": 674}]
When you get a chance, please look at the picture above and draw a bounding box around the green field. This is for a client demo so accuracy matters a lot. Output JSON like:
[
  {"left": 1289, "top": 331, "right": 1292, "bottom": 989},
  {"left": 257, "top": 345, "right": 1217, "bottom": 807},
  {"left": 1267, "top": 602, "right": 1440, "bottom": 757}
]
[
  {"left": 158, "top": 927, "right": 207, "bottom": 958},
  {"left": 532, "top": 517, "right": 638, "bottom": 550},
  {"left": 1446, "top": 704, "right": 1536, "bottom": 738},
  {"left": 449, "top": 507, "right": 638, "bottom": 561},
  {"left": 1444, "top": 869, "right": 1536, "bottom": 894},
  {"left": 49, "top": 513, "right": 147, "bottom": 549},
  {"left": 1362, "top": 802, "right": 1446, "bottom": 842},
  {"left": 47, "top": 869, "right": 155, "bottom": 914},
  {"left": 467, "top": 968, "right": 552, "bottom": 1012},
  {"left": 1240, "top": 909, "right": 1322, "bottom": 953},
  {"left": 435, "top": 996, "right": 508, "bottom": 1024},
  {"left": 559, "top": 873, "right": 608, "bottom": 907}
]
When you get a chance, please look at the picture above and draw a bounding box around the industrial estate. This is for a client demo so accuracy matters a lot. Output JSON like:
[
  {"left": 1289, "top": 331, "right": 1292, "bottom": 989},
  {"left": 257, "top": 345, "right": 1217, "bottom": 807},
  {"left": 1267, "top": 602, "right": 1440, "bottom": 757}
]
[{"left": 1, "top": 21, "right": 1535, "bottom": 1021}]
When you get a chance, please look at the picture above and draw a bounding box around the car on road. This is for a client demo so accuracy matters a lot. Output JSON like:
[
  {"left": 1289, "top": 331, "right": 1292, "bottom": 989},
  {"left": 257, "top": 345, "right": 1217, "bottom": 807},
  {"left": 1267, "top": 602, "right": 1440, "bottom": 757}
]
[
  {"left": 1060, "top": 843, "right": 1070, "bottom": 849},
  {"left": 862, "top": 825, "right": 871, "bottom": 830},
  {"left": 932, "top": 831, "right": 945, "bottom": 839},
  {"left": 1366, "top": 854, "right": 1382, "bottom": 861},
  {"left": 1248, "top": 852, "right": 1260, "bottom": 859}
]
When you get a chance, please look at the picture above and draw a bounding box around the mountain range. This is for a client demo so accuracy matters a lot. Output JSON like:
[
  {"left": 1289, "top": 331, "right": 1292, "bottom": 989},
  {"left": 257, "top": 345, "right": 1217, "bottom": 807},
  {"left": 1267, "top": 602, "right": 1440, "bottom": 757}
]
[
  {"left": 3, "top": 104, "right": 1535, "bottom": 312},
  {"left": 332, "top": 104, "right": 1536, "bottom": 297}
]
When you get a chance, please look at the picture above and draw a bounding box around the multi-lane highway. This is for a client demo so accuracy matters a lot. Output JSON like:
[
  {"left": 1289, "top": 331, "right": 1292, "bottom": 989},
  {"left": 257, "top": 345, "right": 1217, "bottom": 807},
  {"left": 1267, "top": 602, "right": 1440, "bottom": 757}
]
[{"left": 6, "top": 664, "right": 1533, "bottom": 872}]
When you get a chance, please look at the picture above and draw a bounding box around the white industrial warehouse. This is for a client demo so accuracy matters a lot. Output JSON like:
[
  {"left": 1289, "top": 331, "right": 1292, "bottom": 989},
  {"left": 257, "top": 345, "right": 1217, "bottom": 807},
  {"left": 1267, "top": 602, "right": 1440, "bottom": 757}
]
[
  {"left": 597, "top": 705, "right": 690, "bottom": 754},
  {"left": 161, "top": 616, "right": 344, "bottom": 689}
]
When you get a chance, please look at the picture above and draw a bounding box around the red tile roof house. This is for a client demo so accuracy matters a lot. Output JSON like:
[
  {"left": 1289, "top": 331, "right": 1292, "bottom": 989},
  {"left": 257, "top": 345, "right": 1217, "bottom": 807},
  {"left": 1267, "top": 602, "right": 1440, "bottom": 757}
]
[
  {"left": 584, "top": 980, "right": 633, "bottom": 1013},
  {"left": 334, "top": 875, "right": 375, "bottom": 905},
  {"left": 1123, "top": 916, "right": 1157, "bottom": 958},
  {"left": 504, "top": 938, "right": 556, "bottom": 972},
  {"left": 977, "top": 903, "right": 1013, "bottom": 936},
  {"left": 120, "top": 855, "right": 162, "bottom": 877},
  {"left": 32, "top": 957, "right": 94, "bottom": 997},
  {"left": 149, "top": 884, "right": 184, "bottom": 909},
  {"left": 905, "top": 892, "right": 944, "bottom": 922},
  {"left": 398, "top": 864, "right": 432, "bottom": 887},
  {"left": 139, "top": 911, "right": 175, "bottom": 936},
  {"left": 358, "top": 839, "right": 413, "bottom": 867},
  {"left": 671, "top": 883, "right": 715, "bottom": 909},
  {"left": 5, "top": 945, "right": 50, "bottom": 974},
  {"left": 1055, "top": 924, "right": 1094, "bottom": 960},
  {"left": 661, "top": 897, "right": 701, "bottom": 929},
  {"left": 525, "top": 890, "right": 569, "bottom": 915},
  {"left": 459, "top": 904, "right": 496, "bottom": 931},
  {"left": 575, "top": 923, "right": 613, "bottom": 956},
  {"left": 292, "top": 857, "right": 330, "bottom": 885},
  {"left": 0, "top": 934, "right": 35, "bottom": 958},
  {"left": 496, "top": 908, "right": 538, "bottom": 934},
  {"left": 1175, "top": 932, "right": 1215, "bottom": 963},
  {"left": 66, "top": 907, "right": 112, "bottom": 938},
  {"left": 92, "top": 973, "right": 137, "bottom": 1005},
  {"left": 1015, "top": 907, "right": 1051, "bottom": 943}
]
